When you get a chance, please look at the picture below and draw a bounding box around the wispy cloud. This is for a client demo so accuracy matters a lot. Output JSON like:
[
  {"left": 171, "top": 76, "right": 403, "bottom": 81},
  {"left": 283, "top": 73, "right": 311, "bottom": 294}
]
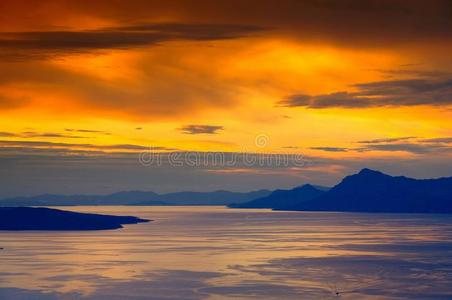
[
  {"left": 358, "top": 136, "right": 417, "bottom": 144},
  {"left": 419, "top": 137, "right": 452, "bottom": 143},
  {"left": 308, "top": 136, "right": 452, "bottom": 155},
  {"left": 21, "top": 131, "right": 85, "bottom": 138},
  {"left": 65, "top": 128, "right": 111, "bottom": 135},
  {"left": 309, "top": 147, "right": 349, "bottom": 152},
  {"left": 0, "top": 140, "right": 175, "bottom": 152},
  {"left": 0, "top": 131, "right": 86, "bottom": 138},
  {"left": 357, "top": 143, "right": 447, "bottom": 154},
  {"left": 0, "top": 132, "right": 16, "bottom": 137}
]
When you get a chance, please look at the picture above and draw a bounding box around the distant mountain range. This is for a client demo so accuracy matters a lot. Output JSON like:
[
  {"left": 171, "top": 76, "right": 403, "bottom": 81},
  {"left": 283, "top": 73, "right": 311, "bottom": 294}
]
[
  {"left": 0, "top": 189, "right": 271, "bottom": 207},
  {"left": 3, "top": 168, "right": 451, "bottom": 213},
  {"left": 231, "top": 168, "right": 452, "bottom": 213}
]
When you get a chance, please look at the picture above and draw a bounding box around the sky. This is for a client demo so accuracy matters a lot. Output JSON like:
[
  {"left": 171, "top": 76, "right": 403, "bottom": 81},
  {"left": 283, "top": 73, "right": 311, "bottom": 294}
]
[{"left": 0, "top": 0, "right": 451, "bottom": 197}]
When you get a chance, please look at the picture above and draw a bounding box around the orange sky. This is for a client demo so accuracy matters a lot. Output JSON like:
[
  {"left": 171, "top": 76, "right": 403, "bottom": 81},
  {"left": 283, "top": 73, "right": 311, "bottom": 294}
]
[{"left": 0, "top": 0, "right": 451, "bottom": 196}]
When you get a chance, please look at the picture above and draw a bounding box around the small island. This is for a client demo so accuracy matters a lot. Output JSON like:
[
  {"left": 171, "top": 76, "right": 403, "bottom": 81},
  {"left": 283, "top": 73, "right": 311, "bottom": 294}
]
[{"left": 0, "top": 207, "right": 150, "bottom": 231}]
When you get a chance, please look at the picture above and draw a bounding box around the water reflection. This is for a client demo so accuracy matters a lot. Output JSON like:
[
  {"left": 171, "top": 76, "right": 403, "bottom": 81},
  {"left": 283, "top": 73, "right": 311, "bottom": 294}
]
[{"left": 0, "top": 206, "right": 451, "bottom": 299}]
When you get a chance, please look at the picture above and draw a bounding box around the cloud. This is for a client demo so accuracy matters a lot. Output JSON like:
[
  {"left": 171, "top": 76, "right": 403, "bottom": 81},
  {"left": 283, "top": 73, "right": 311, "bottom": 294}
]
[
  {"left": 375, "top": 68, "right": 452, "bottom": 79},
  {"left": 65, "top": 128, "right": 111, "bottom": 135},
  {"left": 0, "top": 51, "right": 242, "bottom": 118},
  {"left": 0, "top": 23, "right": 267, "bottom": 59},
  {"left": 179, "top": 125, "right": 224, "bottom": 134},
  {"left": 21, "top": 131, "right": 86, "bottom": 138},
  {"left": 3, "top": 1, "right": 452, "bottom": 48},
  {"left": 419, "top": 137, "right": 452, "bottom": 143},
  {"left": 0, "top": 93, "right": 30, "bottom": 109},
  {"left": 0, "top": 132, "right": 16, "bottom": 137},
  {"left": 0, "top": 131, "right": 86, "bottom": 139},
  {"left": 357, "top": 143, "right": 447, "bottom": 154},
  {"left": 309, "top": 147, "right": 349, "bottom": 152},
  {"left": 279, "top": 78, "right": 452, "bottom": 108},
  {"left": 307, "top": 136, "right": 452, "bottom": 155},
  {"left": 0, "top": 140, "right": 175, "bottom": 152},
  {"left": 358, "top": 136, "right": 417, "bottom": 144},
  {"left": 1, "top": 8, "right": 450, "bottom": 119}
]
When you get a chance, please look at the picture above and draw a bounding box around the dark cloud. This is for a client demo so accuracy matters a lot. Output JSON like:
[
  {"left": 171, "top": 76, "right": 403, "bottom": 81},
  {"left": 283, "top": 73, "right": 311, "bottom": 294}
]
[
  {"left": 308, "top": 137, "right": 452, "bottom": 155},
  {"left": 179, "top": 125, "right": 224, "bottom": 134},
  {"left": 375, "top": 68, "right": 452, "bottom": 79},
  {"left": 357, "top": 137, "right": 452, "bottom": 154},
  {"left": 0, "top": 131, "right": 86, "bottom": 138},
  {"left": 100, "top": 144, "right": 151, "bottom": 150},
  {"left": 0, "top": 140, "right": 174, "bottom": 152},
  {"left": 0, "top": 23, "right": 267, "bottom": 59},
  {"left": 65, "top": 128, "right": 111, "bottom": 135},
  {"left": 357, "top": 143, "right": 447, "bottom": 154},
  {"left": 358, "top": 136, "right": 417, "bottom": 144},
  {"left": 3, "top": 1, "right": 452, "bottom": 48},
  {"left": 280, "top": 78, "right": 452, "bottom": 108},
  {"left": 21, "top": 131, "right": 86, "bottom": 138},
  {"left": 309, "top": 147, "right": 349, "bottom": 152},
  {"left": 419, "top": 137, "right": 452, "bottom": 143}
]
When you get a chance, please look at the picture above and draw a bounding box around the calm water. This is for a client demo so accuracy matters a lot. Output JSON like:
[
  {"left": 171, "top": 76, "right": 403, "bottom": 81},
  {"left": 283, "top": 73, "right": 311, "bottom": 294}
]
[{"left": 0, "top": 206, "right": 451, "bottom": 300}]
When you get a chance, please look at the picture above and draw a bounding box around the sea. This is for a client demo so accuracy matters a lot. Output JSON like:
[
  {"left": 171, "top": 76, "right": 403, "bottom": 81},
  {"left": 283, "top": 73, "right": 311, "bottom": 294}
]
[{"left": 1, "top": 206, "right": 451, "bottom": 299}]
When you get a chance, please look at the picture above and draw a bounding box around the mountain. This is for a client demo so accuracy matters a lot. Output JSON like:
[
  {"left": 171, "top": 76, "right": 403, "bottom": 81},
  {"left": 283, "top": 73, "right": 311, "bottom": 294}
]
[
  {"left": 130, "top": 189, "right": 272, "bottom": 206},
  {"left": 293, "top": 168, "right": 452, "bottom": 213},
  {"left": 0, "top": 207, "right": 149, "bottom": 230},
  {"left": 0, "top": 191, "right": 168, "bottom": 206},
  {"left": 228, "top": 184, "right": 326, "bottom": 209},
  {"left": 0, "top": 189, "right": 272, "bottom": 207}
]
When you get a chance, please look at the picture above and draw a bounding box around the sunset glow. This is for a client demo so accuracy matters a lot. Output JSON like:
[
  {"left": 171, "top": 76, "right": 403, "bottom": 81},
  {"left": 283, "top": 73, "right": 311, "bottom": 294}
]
[{"left": 1, "top": 0, "right": 451, "bottom": 196}]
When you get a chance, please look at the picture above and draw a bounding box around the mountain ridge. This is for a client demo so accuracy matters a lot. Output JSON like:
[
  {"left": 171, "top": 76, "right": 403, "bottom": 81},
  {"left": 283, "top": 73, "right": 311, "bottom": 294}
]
[
  {"left": 0, "top": 189, "right": 272, "bottom": 206},
  {"left": 290, "top": 169, "right": 452, "bottom": 213},
  {"left": 228, "top": 184, "right": 326, "bottom": 209}
]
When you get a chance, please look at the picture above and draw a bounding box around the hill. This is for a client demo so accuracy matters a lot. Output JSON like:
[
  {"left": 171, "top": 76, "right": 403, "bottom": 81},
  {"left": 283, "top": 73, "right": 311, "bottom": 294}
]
[
  {"left": 293, "top": 168, "right": 452, "bottom": 213},
  {"left": 228, "top": 184, "right": 326, "bottom": 209},
  {"left": 0, "top": 189, "right": 272, "bottom": 206},
  {"left": 131, "top": 189, "right": 271, "bottom": 206}
]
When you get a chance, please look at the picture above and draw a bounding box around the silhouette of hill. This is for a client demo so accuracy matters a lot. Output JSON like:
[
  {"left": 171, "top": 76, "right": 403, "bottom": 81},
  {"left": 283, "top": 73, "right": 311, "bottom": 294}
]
[
  {"left": 130, "top": 189, "right": 272, "bottom": 206},
  {"left": 0, "top": 207, "right": 149, "bottom": 230},
  {"left": 0, "top": 190, "right": 272, "bottom": 206},
  {"left": 228, "top": 184, "right": 326, "bottom": 209},
  {"left": 0, "top": 191, "right": 167, "bottom": 206},
  {"left": 292, "top": 168, "right": 452, "bottom": 213}
]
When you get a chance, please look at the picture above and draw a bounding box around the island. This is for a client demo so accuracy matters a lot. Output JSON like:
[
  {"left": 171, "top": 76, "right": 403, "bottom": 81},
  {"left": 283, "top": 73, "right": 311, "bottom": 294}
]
[{"left": 0, "top": 207, "right": 150, "bottom": 230}]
